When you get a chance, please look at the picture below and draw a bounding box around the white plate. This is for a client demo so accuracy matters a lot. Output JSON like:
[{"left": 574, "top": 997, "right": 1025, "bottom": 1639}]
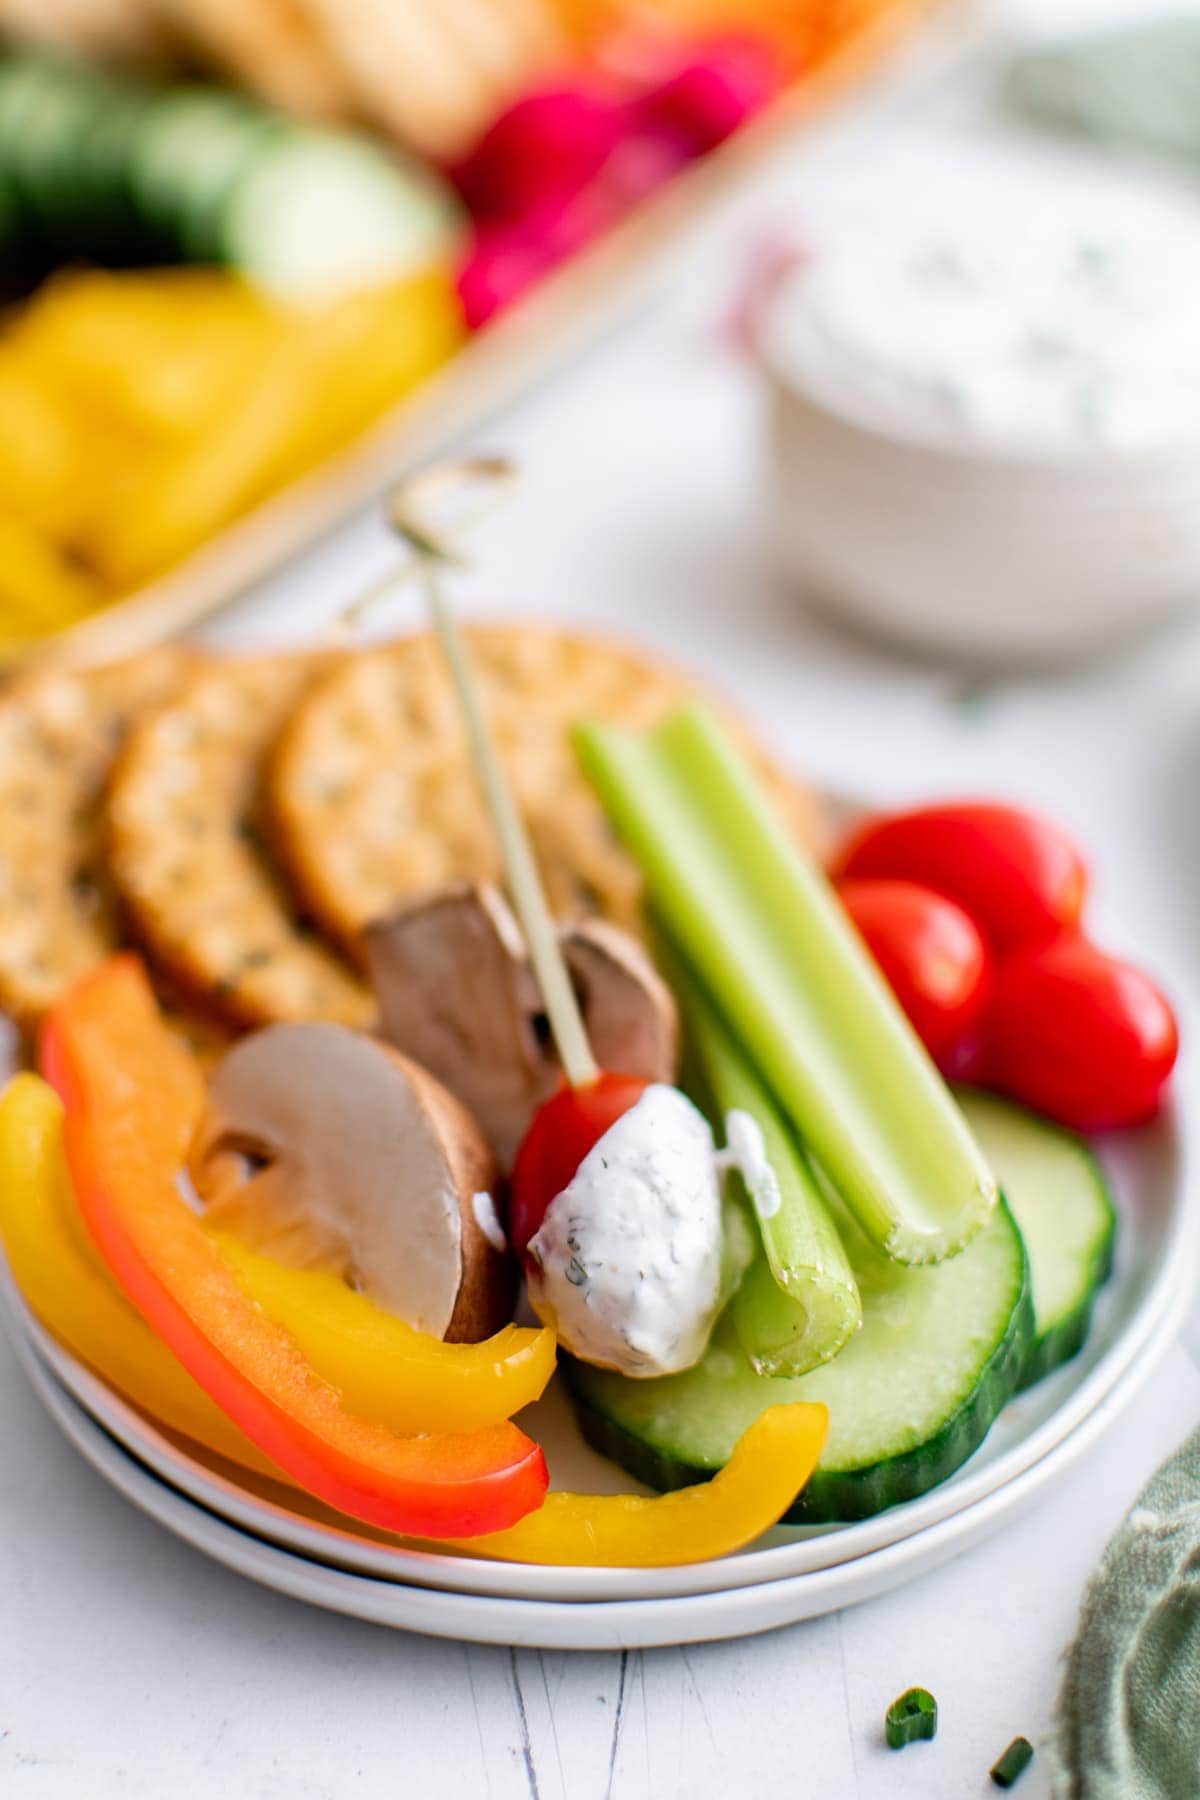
[
  {"left": 2, "top": 1104, "right": 1192, "bottom": 1627},
  {"left": 9, "top": 1296, "right": 1189, "bottom": 1650}
]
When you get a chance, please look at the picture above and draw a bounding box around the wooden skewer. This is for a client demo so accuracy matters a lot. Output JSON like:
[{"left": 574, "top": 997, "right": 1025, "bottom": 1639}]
[{"left": 381, "top": 460, "right": 600, "bottom": 1091}]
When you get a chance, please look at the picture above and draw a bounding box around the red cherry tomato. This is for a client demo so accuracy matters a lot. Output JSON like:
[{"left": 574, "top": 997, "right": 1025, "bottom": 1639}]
[
  {"left": 837, "top": 878, "right": 992, "bottom": 1069},
  {"left": 835, "top": 803, "right": 1088, "bottom": 955},
  {"left": 985, "top": 935, "right": 1178, "bottom": 1131},
  {"left": 509, "top": 1072, "right": 651, "bottom": 1254}
]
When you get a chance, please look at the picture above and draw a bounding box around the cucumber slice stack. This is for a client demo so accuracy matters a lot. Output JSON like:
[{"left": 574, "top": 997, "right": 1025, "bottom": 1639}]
[
  {"left": 568, "top": 1092, "right": 1117, "bottom": 1525},
  {"left": 569, "top": 1199, "right": 1032, "bottom": 1524},
  {"left": 0, "top": 50, "right": 460, "bottom": 294},
  {"left": 957, "top": 1089, "right": 1116, "bottom": 1390}
]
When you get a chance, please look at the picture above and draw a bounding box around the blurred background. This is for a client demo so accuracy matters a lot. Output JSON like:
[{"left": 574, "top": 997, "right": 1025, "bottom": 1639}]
[
  {"left": 0, "top": 0, "right": 1198, "bottom": 682},
  {"left": 8, "top": 0, "right": 1200, "bottom": 675}
]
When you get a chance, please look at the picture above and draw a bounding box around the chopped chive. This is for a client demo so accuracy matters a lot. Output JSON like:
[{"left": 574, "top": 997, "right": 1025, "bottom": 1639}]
[
  {"left": 885, "top": 1688, "right": 938, "bottom": 1749},
  {"left": 991, "top": 1738, "right": 1034, "bottom": 1788}
]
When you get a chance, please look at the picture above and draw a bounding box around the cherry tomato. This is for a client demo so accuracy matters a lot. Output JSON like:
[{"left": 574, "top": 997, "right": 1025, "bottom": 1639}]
[
  {"left": 509, "top": 1072, "right": 651, "bottom": 1254},
  {"left": 835, "top": 803, "right": 1088, "bottom": 955},
  {"left": 837, "top": 878, "right": 992, "bottom": 1069},
  {"left": 985, "top": 935, "right": 1178, "bottom": 1131}
]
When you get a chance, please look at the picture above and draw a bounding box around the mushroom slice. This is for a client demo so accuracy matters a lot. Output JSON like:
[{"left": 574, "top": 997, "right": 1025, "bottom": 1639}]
[
  {"left": 366, "top": 883, "right": 679, "bottom": 1168},
  {"left": 562, "top": 919, "right": 679, "bottom": 1091},
  {"left": 189, "top": 1022, "right": 512, "bottom": 1342}
]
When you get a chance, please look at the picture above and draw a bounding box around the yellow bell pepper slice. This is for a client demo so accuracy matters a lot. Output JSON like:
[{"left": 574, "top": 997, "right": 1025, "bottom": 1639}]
[
  {"left": 0, "top": 1073, "right": 279, "bottom": 1479},
  {"left": 267, "top": 268, "right": 465, "bottom": 479},
  {"left": 212, "top": 1233, "right": 556, "bottom": 1436},
  {"left": 12, "top": 268, "right": 290, "bottom": 443},
  {"left": 87, "top": 268, "right": 464, "bottom": 590},
  {"left": 444, "top": 1402, "right": 829, "bottom": 1566},
  {"left": 0, "top": 516, "right": 107, "bottom": 647},
  {"left": 0, "top": 359, "right": 85, "bottom": 536}
]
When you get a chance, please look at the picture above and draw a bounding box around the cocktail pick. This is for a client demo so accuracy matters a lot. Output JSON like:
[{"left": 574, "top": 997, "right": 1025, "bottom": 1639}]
[{"left": 363, "top": 457, "right": 599, "bottom": 1091}]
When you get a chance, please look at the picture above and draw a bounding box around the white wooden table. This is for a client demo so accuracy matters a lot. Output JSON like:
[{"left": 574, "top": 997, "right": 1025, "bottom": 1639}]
[{"left": 4, "top": 3, "right": 1199, "bottom": 1793}]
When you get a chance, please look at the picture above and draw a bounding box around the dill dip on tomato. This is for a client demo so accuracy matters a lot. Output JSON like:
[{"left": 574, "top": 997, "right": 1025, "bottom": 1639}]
[{"left": 525, "top": 1084, "right": 724, "bottom": 1377}]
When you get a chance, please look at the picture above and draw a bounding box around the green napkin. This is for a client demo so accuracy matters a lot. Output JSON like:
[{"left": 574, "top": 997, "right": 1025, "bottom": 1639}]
[
  {"left": 1008, "top": 18, "right": 1200, "bottom": 167},
  {"left": 1051, "top": 1423, "right": 1200, "bottom": 1798}
]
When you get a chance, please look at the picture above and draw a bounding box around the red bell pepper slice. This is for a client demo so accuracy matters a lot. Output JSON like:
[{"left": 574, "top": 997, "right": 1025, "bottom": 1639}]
[{"left": 39, "top": 956, "right": 548, "bottom": 1538}]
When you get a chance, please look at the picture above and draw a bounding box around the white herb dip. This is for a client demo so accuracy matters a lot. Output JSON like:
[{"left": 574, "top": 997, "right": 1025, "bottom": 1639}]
[
  {"left": 721, "top": 1108, "right": 781, "bottom": 1223},
  {"left": 768, "top": 171, "right": 1200, "bottom": 455},
  {"left": 525, "top": 1084, "right": 723, "bottom": 1378}
]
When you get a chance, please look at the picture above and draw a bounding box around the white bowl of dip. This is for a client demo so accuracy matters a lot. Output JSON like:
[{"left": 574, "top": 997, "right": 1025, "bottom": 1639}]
[{"left": 760, "top": 161, "right": 1200, "bottom": 661}]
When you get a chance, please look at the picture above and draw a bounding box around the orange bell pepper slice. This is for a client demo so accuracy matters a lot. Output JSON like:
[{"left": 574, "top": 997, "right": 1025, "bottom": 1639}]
[
  {"left": 39, "top": 956, "right": 548, "bottom": 1539},
  {"left": 0, "top": 1072, "right": 279, "bottom": 1481}
]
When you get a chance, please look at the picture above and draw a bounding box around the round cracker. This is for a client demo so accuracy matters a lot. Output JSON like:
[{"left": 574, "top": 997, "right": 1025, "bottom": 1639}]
[
  {"left": 265, "top": 626, "right": 821, "bottom": 964},
  {"left": 0, "top": 647, "right": 190, "bottom": 1035},
  {"left": 106, "top": 653, "right": 374, "bottom": 1030}
]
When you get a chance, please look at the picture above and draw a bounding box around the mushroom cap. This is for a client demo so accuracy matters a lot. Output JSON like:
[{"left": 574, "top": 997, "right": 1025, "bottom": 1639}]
[
  {"left": 366, "top": 882, "right": 679, "bottom": 1168},
  {"left": 189, "top": 1021, "right": 512, "bottom": 1342}
]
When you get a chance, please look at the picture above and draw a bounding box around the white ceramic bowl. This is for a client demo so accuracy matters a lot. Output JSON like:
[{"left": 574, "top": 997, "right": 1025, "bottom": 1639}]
[
  {"left": 758, "top": 162, "right": 1200, "bottom": 663},
  {"left": 763, "top": 351, "right": 1200, "bottom": 663}
]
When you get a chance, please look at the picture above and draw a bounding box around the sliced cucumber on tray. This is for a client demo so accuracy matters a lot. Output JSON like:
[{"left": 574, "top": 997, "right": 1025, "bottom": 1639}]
[
  {"left": 222, "top": 132, "right": 458, "bottom": 297},
  {"left": 957, "top": 1089, "right": 1116, "bottom": 1389},
  {"left": 0, "top": 50, "right": 460, "bottom": 293},
  {"left": 127, "top": 89, "right": 281, "bottom": 261},
  {"left": 568, "top": 1198, "right": 1032, "bottom": 1524}
]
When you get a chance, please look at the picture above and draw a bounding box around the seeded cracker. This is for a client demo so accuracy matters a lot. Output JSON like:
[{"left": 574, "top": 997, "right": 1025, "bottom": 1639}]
[
  {"left": 106, "top": 652, "right": 374, "bottom": 1029},
  {"left": 265, "top": 626, "right": 821, "bottom": 965},
  {"left": 0, "top": 647, "right": 189, "bottom": 1036}
]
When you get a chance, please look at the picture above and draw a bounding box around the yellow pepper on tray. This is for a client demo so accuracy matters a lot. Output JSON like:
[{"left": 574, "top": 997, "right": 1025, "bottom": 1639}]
[
  {"left": 0, "top": 262, "right": 465, "bottom": 651},
  {"left": 12, "top": 268, "right": 290, "bottom": 445},
  {"left": 0, "top": 359, "right": 88, "bottom": 535},
  {"left": 0, "top": 519, "right": 105, "bottom": 648},
  {"left": 79, "top": 268, "right": 465, "bottom": 591}
]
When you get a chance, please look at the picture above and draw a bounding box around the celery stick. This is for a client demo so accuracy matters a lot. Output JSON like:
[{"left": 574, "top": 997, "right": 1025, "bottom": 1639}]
[
  {"left": 680, "top": 961, "right": 861, "bottom": 1377},
  {"left": 575, "top": 704, "right": 997, "bottom": 1263}
]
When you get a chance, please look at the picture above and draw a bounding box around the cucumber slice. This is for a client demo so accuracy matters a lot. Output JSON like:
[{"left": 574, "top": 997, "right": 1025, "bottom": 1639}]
[
  {"left": 568, "top": 1198, "right": 1031, "bottom": 1523},
  {"left": 0, "top": 58, "right": 62, "bottom": 243},
  {"left": 77, "top": 89, "right": 162, "bottom": 264},
  {"left": 6, "top": 61, "right": 113, "bottom": 249},
  {"left": 0, "top": 55, "right": 156, "bottom": 263},
  {"left": 128, "top": 90, "right": 281, "bottom": 262},
  {"left": 218, "top": 131, "right": 461, "bottom": 298},
  {"left": 956, "top": 1089, "right": 1116, "bottom": 1388},
  {"left": 0, "top": 52, "right": 460, "bottom": 291}
]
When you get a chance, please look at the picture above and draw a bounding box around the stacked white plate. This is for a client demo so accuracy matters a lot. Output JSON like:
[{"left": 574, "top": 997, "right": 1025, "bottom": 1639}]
[{"left": 1, "top": 1107, "right": 1191, "bottom": 1649}]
